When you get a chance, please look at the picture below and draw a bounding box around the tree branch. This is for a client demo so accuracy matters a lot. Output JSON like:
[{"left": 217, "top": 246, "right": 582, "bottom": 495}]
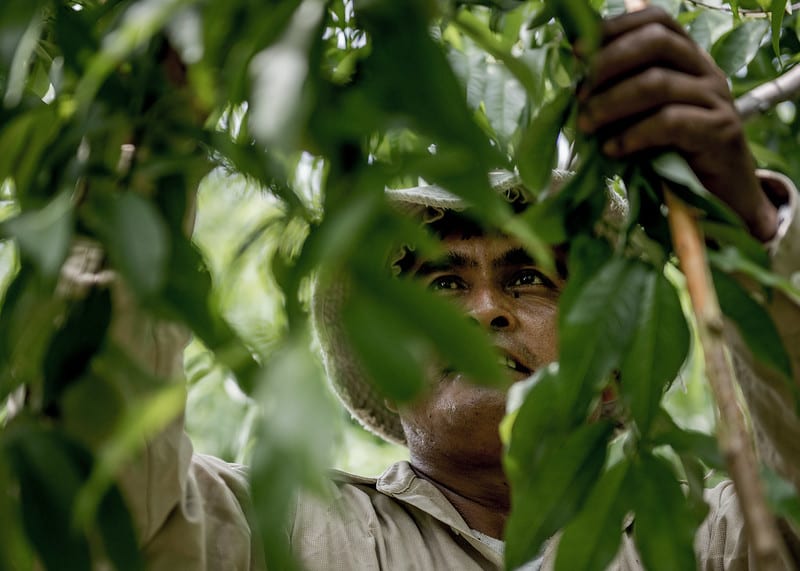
[
  {"left": 622, "top": 0, "right": 795, "bottom": 569},
  {"left": 685, "top": 0, "right": 800, "bottom": 16},
  {"left": 664, "top": 191, "right": 794, "bottom": 571},
  {"left": 736, "top": 64, "right": 800, "bottom": 120}
]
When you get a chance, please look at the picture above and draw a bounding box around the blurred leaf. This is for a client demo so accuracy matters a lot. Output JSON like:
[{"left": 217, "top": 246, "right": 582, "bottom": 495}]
[
  {"left": 711, "top": 19, "right": 770, "bottom": 75},
  {"left": 75, "top": 0, "right": 198, "bottom": 108},
  {"left": 92, "top": 192, "right": 169, "bottom": 297},
  {"left": 0, "top": 192, "right": 73, "bottom": 278},
  {"left": 249, "top": 0, "right": 327, "bottom": 150},
  {"left": 649, "top": 411, "right": 725, "bottom": 469},
  {"left": 548, "top": 0, "right": 601, "bottom": 52},
  {"left": 42, "top": 287, "right": 112, "bottom": 414},
  {"left": 342, "top": 287, "right": 428, "bottom": 402},
  {"left": 0, "top": 106, "right": 61, "bottom": 199},
  {"left": 0, "top": 457, "right": 33, "bottom": 571},
  {"left": 251, "top": 334, "right": 338, "bottom": 571},
  {"left": 650, "top": 153, "right": 742, "bottom": 226},
  {"left": 631, "top": 452, "right": 702, "bottom": 571},
  {"left": 620, "top": 268, "right": 689, "bottom": 436},
  {"left": 2, "top": 3, "right": 44, "bottom": 107},
  {"left": 709, "top": 246, "right": 800, "bottom": 300},
  {"left": 702, "top": 220, "right": 770, "bottom": 269},
  {"left": 483, "top": 63, "right": 527, "bottom": 145},
  {"left": 761, "top": 464, "right": 800, "bottom": 527},
  {"left": 554, "top": 458, "right": 631, "bottom": 571},
  {"left": 712, "top": 267, "right": 794, "bottom": 383},
  {"left": 517, "top": 88, "right": 572, "bottom": 196},
  {"left": 4, "top": 425, "right": 92, "bottom": 571},
  {"left": 353, "top": 267, "right": 505, "bottom": 387},
  {"left": 96, "top": 483, "right": 144, "bottom": 571},
  {"left": 74, "top": 383, "right": 186, "bottom": 529}
]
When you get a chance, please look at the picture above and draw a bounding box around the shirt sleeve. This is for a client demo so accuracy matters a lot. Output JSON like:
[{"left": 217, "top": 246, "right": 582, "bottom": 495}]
[{"left": 58, "top": 239, "right": 260, "bottom": 570}]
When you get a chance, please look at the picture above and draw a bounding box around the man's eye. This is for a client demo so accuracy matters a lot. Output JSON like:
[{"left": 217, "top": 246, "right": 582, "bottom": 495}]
[
  {"left": 429, "top": 276, "right": 464, "bottom": 291},
  {"left": 509, "top": 269, "right": 551, "bottom": 287}
]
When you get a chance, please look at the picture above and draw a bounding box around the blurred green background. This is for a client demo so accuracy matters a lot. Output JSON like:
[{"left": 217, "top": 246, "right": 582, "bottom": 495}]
[{"left": 1, "top": 167, "right": 717, "bottom": 478}]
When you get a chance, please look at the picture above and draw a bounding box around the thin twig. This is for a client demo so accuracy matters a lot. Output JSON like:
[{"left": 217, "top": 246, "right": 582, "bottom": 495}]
[
  {"left": 664, "top": 191, "right": 793, "bottom": 571},
  {"left": 622, "top": 0, "right": 795, "bottom": 568},
  {"left": 685, "top": 0, "right": 800, "bottom": 16},
  {"left": 736, "top": 64, "right": 800, "bottom": 120}
]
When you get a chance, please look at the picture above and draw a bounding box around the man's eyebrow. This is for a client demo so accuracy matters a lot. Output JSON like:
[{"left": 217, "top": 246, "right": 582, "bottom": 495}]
[
  {"left": 414, "top": 252, "right": 475, "bottom": 276},
  {"left": 494, "top": 248, "right": 535, "bottom": 268}
]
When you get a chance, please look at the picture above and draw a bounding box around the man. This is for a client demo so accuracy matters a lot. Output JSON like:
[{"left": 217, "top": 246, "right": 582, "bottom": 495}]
[{"left": 67, "top": 6, "right": 800, "bottom": 570}]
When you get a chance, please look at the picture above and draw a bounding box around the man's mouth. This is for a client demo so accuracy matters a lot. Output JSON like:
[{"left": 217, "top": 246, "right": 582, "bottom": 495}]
[{"left": 499, "top": 354, "right": 532, "bottom": 376}]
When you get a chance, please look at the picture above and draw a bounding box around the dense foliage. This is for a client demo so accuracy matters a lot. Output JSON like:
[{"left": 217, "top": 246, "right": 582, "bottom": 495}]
[{"left": 1, "top": 0, "right": 799, "bottom": 569}]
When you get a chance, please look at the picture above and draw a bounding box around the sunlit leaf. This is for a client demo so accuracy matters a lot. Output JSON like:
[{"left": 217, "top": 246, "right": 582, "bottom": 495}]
[
  {"left": 251, "top": 334, "right": 338, "bottom": 571},
  {"left": 517, "top": 88, "right": 573, "bottom": 196},
  {"left": 619, "top": 268, "right": 689, "bottom": 436},
  {"left": 711, "top": 19, "right": 770, "bottom": 75}
]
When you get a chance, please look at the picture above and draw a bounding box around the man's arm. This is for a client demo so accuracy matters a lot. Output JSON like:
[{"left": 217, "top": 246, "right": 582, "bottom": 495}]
[{"left": 57, "top": 239, "right": 258, "bottom": 569}]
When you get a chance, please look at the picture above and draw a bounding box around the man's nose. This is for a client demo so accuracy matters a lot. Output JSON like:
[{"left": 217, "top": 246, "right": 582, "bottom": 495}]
[{"left": 467, "top": 288, "right": 516, "bottom": 331}]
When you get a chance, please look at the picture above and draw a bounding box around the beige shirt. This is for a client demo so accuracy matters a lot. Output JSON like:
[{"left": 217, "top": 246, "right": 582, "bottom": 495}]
[{"left": 101, "top": 171, "right": 800, "bottom": 570}]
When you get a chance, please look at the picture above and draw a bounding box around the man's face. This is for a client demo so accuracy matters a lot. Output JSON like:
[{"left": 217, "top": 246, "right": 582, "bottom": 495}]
[{"left": 398, "top": 232, "right": 564, "bottom": 467}]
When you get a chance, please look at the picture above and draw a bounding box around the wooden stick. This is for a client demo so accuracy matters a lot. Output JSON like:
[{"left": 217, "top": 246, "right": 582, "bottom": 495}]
[
  {"left": 620, "top": 0, "right": 794, "bottom": 568},
  {"left": 664, "top": 191, "right": 792, "bottom": 571}
]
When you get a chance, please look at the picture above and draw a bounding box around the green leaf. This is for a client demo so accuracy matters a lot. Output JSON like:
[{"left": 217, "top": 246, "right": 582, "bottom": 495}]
[
  {"left": 42, "top": 287, "right": 112, "bottom": 413},
  {"left": 341, "top": 288, "right": 428, "bottom": 402},
  {"left": 702, "top": 221, "right": 770, "bottom": 269},
  {"left": 620, "top": 268, "right": 689, "bottom": 436},
  {"left": 649, "top": 411, "right": 725, "bottom": 470},
  {"left": 771, "top": 0, "right": 787, "bottom": 56},
  {"left": 505, "top": 421, "right": 613, "bottom": 569},
  {"left": 712, "top": 267, "right": 794, "bottom": 382},
  {"left": 711, "top": 19, "right": 770, "bottom": 75},
  {"left": 89, "top": 192, "right": 169, "bottom": 297},
  {"left": 0, "top": 192, "right": 73, "bottom": 278},
  {"left": 353, "top": 268, "right": 505, "bottom": 388},
  {"left": 709, "top": 246, "right": 800, "bottom": 300},
  {"left": 96, "top": 485, "right": 144, "bottom": 571},
  {"left": 650, "top": 153, "right": 742, "bottom": 226},
  {"left": 516, "top": 88, "right": 573, "bottom": 196},
  {"left": 548, "top": 0, "right": 601, "bottom": 52},
  {"left": 559, "top": 257, "right": 651, "bottom": 407},
  {"left": 761, "top": 464, "right": 800, "bottom": 527},
  {"left": 4, "top": 426, "right": 91, "bottom": 571},
  {"left": 249, "top": 0, "right": 327, "bottom": 150},
  {"left": 631, "top": 453, "right": 702, "bottom": 571},
  {"left": 251, "top": 334, "right": 338, "bottom": 571},
  {"left": 554, "top": 459, "right": 632, "bottom": 571}
]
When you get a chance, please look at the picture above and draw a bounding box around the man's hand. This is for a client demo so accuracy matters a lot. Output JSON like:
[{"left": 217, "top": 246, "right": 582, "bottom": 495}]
[{"left": 576, "top": 7, "right": 779, "bottom": 241}]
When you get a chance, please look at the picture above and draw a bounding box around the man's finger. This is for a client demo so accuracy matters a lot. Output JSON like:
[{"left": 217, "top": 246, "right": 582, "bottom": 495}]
[
  {"left": 600, "top": 104, "right": 740, "bottom": 156},
  {"left": 586, "top": 23, "right": 712, "bottom": 90},
  {"left": 601, "top": 6, "right": 690, "bottom": 43},
  {"left": 578, "top": 69, "right": 726, "bottom": 134}
]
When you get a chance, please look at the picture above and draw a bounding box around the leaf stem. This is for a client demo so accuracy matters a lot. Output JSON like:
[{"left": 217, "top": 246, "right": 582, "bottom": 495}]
[{"left": 664, "top": 189, "right": 794, "bottom": 571}]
